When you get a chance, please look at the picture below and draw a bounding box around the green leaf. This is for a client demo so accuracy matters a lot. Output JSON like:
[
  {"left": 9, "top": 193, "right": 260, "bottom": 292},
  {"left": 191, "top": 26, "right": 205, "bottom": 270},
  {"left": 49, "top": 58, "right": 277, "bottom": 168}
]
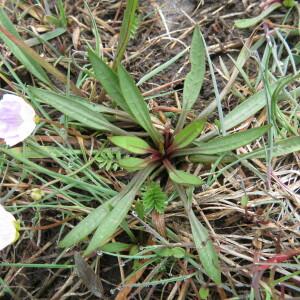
[
  {"left": 142, "top": 182, "right": 167, "bottom": 214},
  {"left": 283, "top": 0, "right": 296, "bottom": 8},
  {"left": 83, "top": 203, "right": 126, "bottom": 255},
  {"left": 83, "top": 165, "right": 156, "bottom": 256},
  {"left": 118, "top": 65, "right": 163, "bottom": 145},
  {"left": 172, "top": 247, "right": 186, "bottom": 258},
  {"left": 0, "top": 9, "right": 50, "bottom": 85},
  {"left": 234, "top": 3, "right": 282, "bottom": 29},
  {"left": 271, "top": 72, "right": 300, "bottom": 135},
  {"left": 176, "top": 185, "right": 221, "bottom": 284},
  {"left": 109, "top": 136, "right": 152, "bottom": 154},
  {"left": 88, "top": 50, "right": 131, "bottom": 113},
  {"left": 189, "top": 211, "right": 221, "bottom": 284},
  {"left": 118, "top": 157, "right": 149, "bottom": 172},
  {"left": 155, "top": 248, "right": 173, "bottom": 257},
  {"left": 199, "top": 287, "right": 210, "bottom": 299},
  {"left": 191, "top": 125, "right": 271, "bottom": 155},
  {"left": 83, "top": 189, "right": 136, "bottom": 255},
  {"left": 100, "top": 242, "right": 132, "bottom": 253},
  {"left": 60, "top": 166, "right": 154, "bottom": 250},
  {"left": 176, "top": 26, "right": 206, "bottom": 130},
  {"left": 241, "top": 195, "right": 249, "bottom": 207},
  {"left": 188, "top": 154, "right": 235, "bottom": 164},
  {"left": 189, "top": 137, "right": 300, "bottom": 163},
  {"left": 183, "top": 26, "right": 206, "bottom": 111},
  {"left": 113, "top": 0, "right": 139, "bottom": 69},
  {"left": 59, "top": 198, "right": 115, "bottom": 248},
  {"left": 155, "top": 247, "right": 186, "bottom": 258},
  {"left": 173, "top": 119, "right": 205, "bottom": 149},
  {"left": 169, "top": 169, "right": 202, "bottom": 186},
  {"left": 245, "top": 136, "right": 300, "bottom": 159},
  {"left": 29, "top": 87, "right": 127, "bottom": 135}
]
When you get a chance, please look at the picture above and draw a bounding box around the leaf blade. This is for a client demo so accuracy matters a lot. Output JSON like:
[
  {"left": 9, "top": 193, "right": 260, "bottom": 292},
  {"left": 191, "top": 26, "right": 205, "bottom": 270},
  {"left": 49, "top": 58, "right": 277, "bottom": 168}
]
[
  {"left": 83, "top": 165, "right": 156, "bottom": 256},
  {"left": 169, "top": 169, "right": 203, "bottom": 186},
  {"left": 118, "top": 65, "right": 163, "bottom": 145},
  {"left": 173, "top": 119, "right": 205, "bottom": 149},
  {"left": 29, "top": 87, "right": 127, "bottom": 135},
  {"left": 189, "top": 211, "right": 221, "bottom": 285},
  {"left": 88, "top": 50, "right": 131, "bottom": 113},
  {"left": 192, "top": 125, "right": 271, "bottom": 155},
  {"left": 118, "top": 157, "right": 150, "bottom": 172},
  {"left": 176, "top": 26, "right": 206, "bottom": 131},
  {"left": 234, "top": 3, "right": 281, "bottom": 29},
  {"left": 109, "top": 136, "right": 152, "bottom": 154}
]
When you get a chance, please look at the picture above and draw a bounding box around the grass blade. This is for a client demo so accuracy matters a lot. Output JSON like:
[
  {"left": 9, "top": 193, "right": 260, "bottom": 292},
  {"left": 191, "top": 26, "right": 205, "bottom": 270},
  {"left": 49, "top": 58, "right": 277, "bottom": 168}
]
[
  {"left": 1, "top": 147, "right": 113, "bottom": 195},
  {"left": 0, "top": 9, "right": 50, "bottom": 85},
  {"left": 113, "top": 0, "right": 138, "bottom": 69},
  {"left": 0, "top": 22, "right": 82, "bottom": 95}
]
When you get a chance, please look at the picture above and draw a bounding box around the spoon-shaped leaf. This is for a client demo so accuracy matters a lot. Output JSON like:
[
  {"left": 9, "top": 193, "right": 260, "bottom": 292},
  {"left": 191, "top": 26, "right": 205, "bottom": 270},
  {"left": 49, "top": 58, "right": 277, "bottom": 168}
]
[
  {"left": 29, "top": 87, "right": 127, "bottom": 135},
  {"left": 109, "top": 136, "right": 153, "bottom": 154},
  {"left": 234, "top": 3, "right": 281, "bottom": 29},
  {"left": 84, "top": 164, "right": 157, "bottom": 256},
  {"left": 172, "top": 119, "right": 205, "bottom": 150},
  {"left": 176, "top": 185, "right": 221, "bottom": 285},
  {"left": 118, "top": 65, "right": 163, "bottom": 146},
  {"left": 88, "top": 50, "right": 131, "bottom": 114},
  {"left": 169, "top": 169, "right": 202, "bottom": 186},
  {"left": 178, "top": 125, "right": 271, "bottom": 156},
  {"left": 176, "top": 26, "right": 206, "bottom": 131},
  {"left": 118, "top": 157, "right": 150, "bottom": 172},
  {"left": 189, "top": 210, "right": 221, "bottom": 285}
]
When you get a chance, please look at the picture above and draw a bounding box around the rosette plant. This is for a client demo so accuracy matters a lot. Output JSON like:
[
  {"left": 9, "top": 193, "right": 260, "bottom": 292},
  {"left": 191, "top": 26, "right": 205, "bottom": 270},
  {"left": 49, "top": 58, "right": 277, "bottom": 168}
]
[{"left": 24, "top": 24, "right": 300, "bottom": 284}]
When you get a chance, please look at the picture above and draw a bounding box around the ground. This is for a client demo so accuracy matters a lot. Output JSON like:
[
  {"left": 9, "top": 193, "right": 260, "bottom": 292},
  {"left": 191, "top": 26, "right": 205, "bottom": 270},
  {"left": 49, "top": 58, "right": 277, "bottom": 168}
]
[{"left": 0, "top": 0, "right": 300, "bottom": 299}]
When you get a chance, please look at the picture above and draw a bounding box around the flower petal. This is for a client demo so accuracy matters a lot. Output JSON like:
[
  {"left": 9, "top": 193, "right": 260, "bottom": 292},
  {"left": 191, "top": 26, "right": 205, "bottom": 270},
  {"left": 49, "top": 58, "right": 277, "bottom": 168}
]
[
  {"left": 5, "top": 120, "right": 36, "bottom": 146},
  {"left": 0, "top": 94, "right": 36, "bottom": 146},
  {"left": 0, "top": 205, "right": 18, "bottom": 251}
]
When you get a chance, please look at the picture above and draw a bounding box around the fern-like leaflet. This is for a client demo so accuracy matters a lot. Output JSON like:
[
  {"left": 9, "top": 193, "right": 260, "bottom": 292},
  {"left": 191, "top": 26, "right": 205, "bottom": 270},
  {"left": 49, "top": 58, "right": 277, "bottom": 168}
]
[
  {"left": 96, "top": 149, "right": 122, "bottom": 171},
  {"left": 142, "top": 182, "right": 167, "bottom": 214}
]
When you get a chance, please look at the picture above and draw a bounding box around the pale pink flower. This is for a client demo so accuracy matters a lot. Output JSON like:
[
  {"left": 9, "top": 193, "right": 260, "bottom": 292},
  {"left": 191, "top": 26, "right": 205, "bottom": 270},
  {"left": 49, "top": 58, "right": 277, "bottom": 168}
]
[
  {"left": 0, "top": 205, "right": 19, "bottom": 251},
  {"left": 260, "top": 0, "right": 282, "bottom": 9},
  {"left": 0, "top": 94, "right": 36, "bottom": 146}
]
